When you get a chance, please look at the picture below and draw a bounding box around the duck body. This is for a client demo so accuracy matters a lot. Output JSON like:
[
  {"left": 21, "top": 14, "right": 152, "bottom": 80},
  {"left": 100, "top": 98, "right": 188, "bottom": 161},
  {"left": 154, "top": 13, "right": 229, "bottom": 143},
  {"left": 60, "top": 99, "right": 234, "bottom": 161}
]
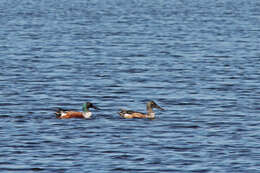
[
  {"left": 56, "top": 102, "right": 98, "bottom": 119},
  {"left": 118, "top": 101, "right": 163, "bottom": 119},
  {"left": 118, "top": 110, "right": 148, "bottom": 119},
  {"left": 56, "top": 110, "right": 92, "bottom": 119}
]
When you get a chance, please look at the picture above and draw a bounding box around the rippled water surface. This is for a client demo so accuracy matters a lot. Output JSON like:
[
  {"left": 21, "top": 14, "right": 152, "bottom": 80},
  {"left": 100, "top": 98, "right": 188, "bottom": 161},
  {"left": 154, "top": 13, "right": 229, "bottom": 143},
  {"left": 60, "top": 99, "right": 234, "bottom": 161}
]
[{"left": 1, "top": 0, "right": 260, "bottom": 172}]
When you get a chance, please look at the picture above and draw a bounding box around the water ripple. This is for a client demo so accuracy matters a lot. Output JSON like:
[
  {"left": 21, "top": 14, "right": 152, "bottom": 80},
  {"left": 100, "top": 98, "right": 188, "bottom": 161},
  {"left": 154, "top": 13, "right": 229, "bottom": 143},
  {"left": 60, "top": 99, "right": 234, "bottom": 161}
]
[{"left": 0, "top": 0, "right": 260, "bottom": 172}]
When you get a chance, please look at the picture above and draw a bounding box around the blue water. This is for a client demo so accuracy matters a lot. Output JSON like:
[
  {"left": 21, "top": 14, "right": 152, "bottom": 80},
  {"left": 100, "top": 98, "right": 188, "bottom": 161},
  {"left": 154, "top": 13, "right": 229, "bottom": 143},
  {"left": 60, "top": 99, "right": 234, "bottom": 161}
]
[{"left": 0, "top": 0, "right": 260, "bottom": 172}]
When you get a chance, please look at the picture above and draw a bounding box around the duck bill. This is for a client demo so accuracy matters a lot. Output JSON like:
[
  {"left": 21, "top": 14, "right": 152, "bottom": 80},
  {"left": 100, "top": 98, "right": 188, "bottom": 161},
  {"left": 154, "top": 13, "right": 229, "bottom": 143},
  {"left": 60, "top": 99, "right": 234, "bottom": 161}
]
[
  {"left": 155, "top": 104, "right": 164, "bottom": 110},
  {"left": 92, "top": 105, "right": 100, "bottom": 110}
]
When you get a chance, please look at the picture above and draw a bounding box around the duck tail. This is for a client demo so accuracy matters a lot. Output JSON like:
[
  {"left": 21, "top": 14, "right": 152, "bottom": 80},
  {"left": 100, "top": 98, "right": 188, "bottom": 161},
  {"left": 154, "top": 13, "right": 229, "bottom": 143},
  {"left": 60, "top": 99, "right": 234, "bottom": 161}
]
[
  {"left": 118, "top": 109, "right": 126, "bottom": 117},
  {"left": 55, "top": 108, "right": 66, "bottom": 118}
]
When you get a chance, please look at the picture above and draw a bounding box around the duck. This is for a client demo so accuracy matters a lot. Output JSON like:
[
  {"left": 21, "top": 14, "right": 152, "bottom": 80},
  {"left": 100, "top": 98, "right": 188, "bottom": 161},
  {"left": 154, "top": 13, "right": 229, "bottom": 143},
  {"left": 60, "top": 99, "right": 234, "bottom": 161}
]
[
  {"left": 56, "top": 102, "right": 99, "bottom": 119},
  {"left": 118, "top": 101, "right": 164, "bottom": 119}
]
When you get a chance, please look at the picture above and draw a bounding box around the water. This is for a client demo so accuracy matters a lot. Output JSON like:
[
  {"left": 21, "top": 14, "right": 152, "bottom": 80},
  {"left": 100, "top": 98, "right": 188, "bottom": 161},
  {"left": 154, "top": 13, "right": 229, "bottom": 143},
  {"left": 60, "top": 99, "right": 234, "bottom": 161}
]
[{"left": 0, "top": 0, "right": 260, "bottom": 172}]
